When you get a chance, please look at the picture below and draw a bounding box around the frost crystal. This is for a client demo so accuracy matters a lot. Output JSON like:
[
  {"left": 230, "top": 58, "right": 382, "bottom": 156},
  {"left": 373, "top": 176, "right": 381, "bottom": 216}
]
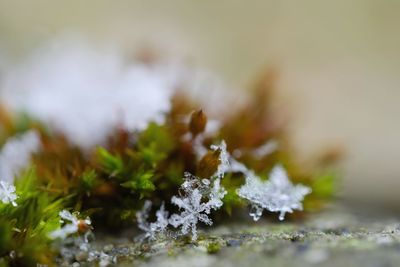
[
  {"left": 237, "top": 165, "right": 311, "bottom": 221},
  {"left": 192, "top": 120, "right": 222, "bottom": 159},
  {"left": 198, "top": 140, "right": 309, "bottom": 222},
  {"left": 210, "top": 140, "right": 230, "bottom": 179},
  {"left": 88, "top": 251, "right": 116, "bottom": 267},
  {"left": 251, "top": 140, "right": 279, "bottom": 158},
  {"left": 169, "top": 188, "right": 211, "bottom": 241},
  {"left": 50, "top": 210, "right": 92, "bottom": 239},
  {"left": 137, "top": 140, "right": 229, "bottom": 241},
  {"left": 136, "top": 200, "right": 169, "bottom": 240},
  {"left": 169, "top": 172, "right": 226, "bottom": 241},
  {"left": 0, "top": 181, "right": 18, "bottom": 206},
  {"left": 0, "top": 130, "right": 41, "bottom": 183},
  {"left": 137, "top": 140, "right": 307, "bottom": 241}
]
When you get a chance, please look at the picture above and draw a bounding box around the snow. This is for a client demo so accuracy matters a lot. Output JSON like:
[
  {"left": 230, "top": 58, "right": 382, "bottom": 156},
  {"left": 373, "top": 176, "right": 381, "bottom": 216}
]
[
  {"left": 138, "top": 141, "right": 230, "bottom": 241},
  {"left": 167, "top": 142, "right": 230, "bottom": 240},
  {"left": 50, "top": 210, "right": 92, "bottom": 239},
  {"left": 0, "top": 180, "right": 18, "bottom": 206},
  {"left": 237, "top": 165, "right": 311, "bottom": 221},
  {"left": 136, "top": 200, "right": 169, "bottom": 241},
  {"left": 0, "top": 130, "right": 41, "bottom": 183},
  {"left": 0, "top": 36, "right": 245, "bottom": 150},
  {"left": 1, "top": 39, "right": 175, "bottom": 149},
  {"left": 169, "top": 188, "right": 213, "bottom": 241},
  {"left": 169, "top": 171, "right": 227, "bottom": 241},
  {"left": 210, "top": 140, "right": 230, "bottom": 179}
]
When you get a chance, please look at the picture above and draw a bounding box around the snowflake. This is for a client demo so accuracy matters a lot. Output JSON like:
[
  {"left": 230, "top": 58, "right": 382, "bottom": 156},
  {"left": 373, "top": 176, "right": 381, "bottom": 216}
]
[
  {"left": 137, "top": 140, "right": 230, "bottom": 241},
  {"left": 251, "top": 140, "right": 279, "bottom": 158},
  {"left": 136, "top": 200, "right": 169, "bottom": 240},
  {"left": 198, "top": 140, "right": 309, "bottom": 222},
  {"left": 137, "top": 140, "right": 308, "bottom": 241},
  {"left": 237, "top": 165, "right": 311, "bottom": 221},
  {"left": 208, "top": 178, "right": 226, "bottom": 209},
  {"left": 168, "top": 172, "right": 226, "bottom": 241},
  {"left": 0, "top": 180, "right": 18, "bottom": 206},
  {"left": 210, "top": 140, "right": 230, "bottom": 179},
  {"left": 50, "top": 210, "right": 92, "bottom": 239}
]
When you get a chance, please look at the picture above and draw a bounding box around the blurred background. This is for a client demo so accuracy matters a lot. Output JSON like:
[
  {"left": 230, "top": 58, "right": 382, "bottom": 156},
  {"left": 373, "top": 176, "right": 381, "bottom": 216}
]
[{"left": 0, "top": 0, "right": 399, "bottom": 210}]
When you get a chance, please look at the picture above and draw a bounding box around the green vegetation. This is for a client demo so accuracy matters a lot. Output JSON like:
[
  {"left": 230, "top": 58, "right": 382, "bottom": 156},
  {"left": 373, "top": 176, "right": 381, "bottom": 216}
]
[
  {"left": 0, "top": 169, "right": 62, "bottom": 266},
  {"left": 0, "top": 74, "right": 339, "bottom": 266}
]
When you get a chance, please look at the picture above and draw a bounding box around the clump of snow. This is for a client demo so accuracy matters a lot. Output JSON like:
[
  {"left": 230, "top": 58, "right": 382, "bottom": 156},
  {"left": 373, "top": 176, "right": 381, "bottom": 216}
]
[
  {"left": 0, "top": 38, "right": 178, "bottom": 149},
  {"left": 237, "top": 165, "right": 311, "bottom": 221},
  {"left": 50, "top": 210, "right": 92, "bottom": 239},
  {"left": 0, "top": 130, "right": 41, "bottom": 183},
  {"left": 0, "top": 180, "right": 18, "bottom": 206},
  {"left": 0, "top": 36, "right": 245, "bottom": 149}
]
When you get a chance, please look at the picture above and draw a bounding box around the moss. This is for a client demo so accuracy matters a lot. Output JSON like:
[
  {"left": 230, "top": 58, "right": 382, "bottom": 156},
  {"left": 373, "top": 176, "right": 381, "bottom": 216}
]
[
  {"left": 0, "top": 72, "right": 339, "bottom": 265},
  {"left": 207, "top": 242, "right": 222, "bottom": 254},
  {"left": 0, "top": 169, "right": 63, "bottom": 266}
]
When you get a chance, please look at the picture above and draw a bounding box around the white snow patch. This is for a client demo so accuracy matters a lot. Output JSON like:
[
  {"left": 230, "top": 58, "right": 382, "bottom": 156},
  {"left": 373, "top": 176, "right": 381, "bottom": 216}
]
[
  {"left": 1, "top": 38, "right": 177, "bottom": 149},
  {"left": 0, "top": 36, "right": 245, "bottom": 149},
  {"left": 0, "top": 180, "right": 18, "bottom": 206},
  {"left": 0, "top": 130, "right": 41, "bottom": 183}
]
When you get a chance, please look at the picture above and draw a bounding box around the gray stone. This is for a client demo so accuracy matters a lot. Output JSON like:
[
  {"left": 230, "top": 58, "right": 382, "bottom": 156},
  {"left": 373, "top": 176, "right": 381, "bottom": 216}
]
[{"left": 65, "top": 204, "right": 400, "bottom": 267}]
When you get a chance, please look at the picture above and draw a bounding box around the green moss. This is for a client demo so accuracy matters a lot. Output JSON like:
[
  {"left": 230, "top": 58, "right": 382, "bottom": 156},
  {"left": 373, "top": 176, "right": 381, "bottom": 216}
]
[
  {"left": 0, "top": 169, "right": 63, "bottom": 266},
  {"left": 312, "top": 172, "right": 337, "bottom": 199},
  {"left": 97, "top": 147, "right": 125, "bottom": 177},
  {"left": 0, "top": 83, "right": 339, "bottom": 265},
  {"left": 207, "top": 242, "right": 222, "bottom": 254}
]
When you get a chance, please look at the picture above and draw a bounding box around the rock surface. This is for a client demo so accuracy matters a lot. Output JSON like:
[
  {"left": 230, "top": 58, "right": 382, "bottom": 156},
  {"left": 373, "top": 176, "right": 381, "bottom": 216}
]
[{"left": 69, "top": 204, "right": 400, "bottom": 267}]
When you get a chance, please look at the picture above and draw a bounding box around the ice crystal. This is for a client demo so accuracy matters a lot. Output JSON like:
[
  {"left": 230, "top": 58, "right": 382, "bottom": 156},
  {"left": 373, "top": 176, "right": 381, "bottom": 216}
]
[
  {"left": 237, "top": 165, "right": 311, "bottom": 221},
  {"left": 210, "top": 140, "right": 230, "bottom": 179},
  {"left": 208, "top": 178, "right": 226, "bottom": 209},
  {"left": 137, "top": 140, "right": 229, "bottom": 241},
  {"left": 0, "top": 130, "right": 41, "bottom": 183},
  {"left": 136, "top": 200, "right": 169, "bottom": 240},
  {"left": 58, "top": 228, "right": 115, "bottom": 267},
  {"left": 50, "top": 210, "right": 92, "bottom": 239},
  {"left": 88, "top": 251, "right": 116, "bottom": 267},
  {"left": 192, "top": 120, "right": 222, "bottom": 159},
  {"left": 251, "top": 140, "right": 279, "bottom": 158},
  {"left": 169, "top": 172, "right": 226, "bottom": 241},
  {"left": 169, "top": 188, "right": 211, "bottom": 241},
  {"left": 136, "top": 140, "right": 306, "bottom": 241},
  {"left": 196, "top": 140, "right": 309, "bottom": 222},
  {"left": 189, "top": 138, "right": 309, "bottom": 222},
  {"left": 0, "top": 180, "right": 18, "bottom": 206},
  {"left": 161, "top": 140, "right": 231, "bottom": 240}
]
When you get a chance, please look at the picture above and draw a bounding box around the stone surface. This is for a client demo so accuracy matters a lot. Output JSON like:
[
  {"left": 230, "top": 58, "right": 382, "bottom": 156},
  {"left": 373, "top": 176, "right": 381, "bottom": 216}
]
[{"left": 72, "top": 204, "right": 400, "bottom": 267}]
